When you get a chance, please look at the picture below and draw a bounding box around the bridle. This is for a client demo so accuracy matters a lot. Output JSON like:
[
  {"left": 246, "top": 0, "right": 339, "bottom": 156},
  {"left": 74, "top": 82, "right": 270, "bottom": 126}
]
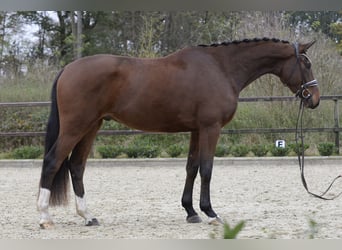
[
  {"left": 293, "top": 42, "right": 342, "bottom": 200},
  {"left": 292, "top": 42, "right": 319, "bottom": 101}
]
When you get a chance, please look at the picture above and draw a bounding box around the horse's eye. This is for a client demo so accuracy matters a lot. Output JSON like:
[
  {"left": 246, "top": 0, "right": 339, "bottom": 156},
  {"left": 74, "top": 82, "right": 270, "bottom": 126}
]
[{"left": 301, "top": 55, "right": 311, "bottom": 69}]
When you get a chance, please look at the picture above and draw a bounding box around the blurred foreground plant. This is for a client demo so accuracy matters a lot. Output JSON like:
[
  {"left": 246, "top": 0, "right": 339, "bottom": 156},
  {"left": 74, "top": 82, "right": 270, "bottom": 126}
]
[{"left": 211, "top": 220, "right": 246, "bottom": 239}]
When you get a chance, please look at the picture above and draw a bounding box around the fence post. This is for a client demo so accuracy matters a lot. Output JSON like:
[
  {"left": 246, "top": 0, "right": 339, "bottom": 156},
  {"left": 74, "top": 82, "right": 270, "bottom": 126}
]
[{"left": 333, "top": 98, "right": 340, "bottom": 154}]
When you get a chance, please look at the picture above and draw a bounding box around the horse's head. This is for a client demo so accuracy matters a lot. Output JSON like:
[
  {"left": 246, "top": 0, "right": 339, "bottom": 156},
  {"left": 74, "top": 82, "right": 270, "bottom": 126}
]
[{"left": 280, "top": 41, "right": 320, "bottom": 109}]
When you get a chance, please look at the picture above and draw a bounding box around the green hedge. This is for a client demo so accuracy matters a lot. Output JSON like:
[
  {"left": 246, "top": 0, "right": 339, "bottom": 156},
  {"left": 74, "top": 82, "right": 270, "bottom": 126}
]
[
  {"left": 11, "top": 146, "right": 43, "bottom": 159},
  {"left": 124, "top": 145, "right": 160, "bottom": 158},
  {"left": 97, "top": 145, "right": 122, "bottom": 158},
  {"left": 317, "top": 142, "right": 335, "bottom": 156}
]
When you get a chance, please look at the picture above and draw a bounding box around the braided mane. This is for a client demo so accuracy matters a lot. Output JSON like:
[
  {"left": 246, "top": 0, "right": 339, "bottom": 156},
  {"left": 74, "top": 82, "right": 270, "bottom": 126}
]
[{"left": 197, "top": 37, "right": 290, "bottom": 47}]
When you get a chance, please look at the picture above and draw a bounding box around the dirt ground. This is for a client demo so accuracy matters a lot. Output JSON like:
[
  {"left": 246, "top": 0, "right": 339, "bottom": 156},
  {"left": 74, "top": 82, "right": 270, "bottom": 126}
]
[{"left": 1, "top": 157, "right": 342, "bottom": 239}]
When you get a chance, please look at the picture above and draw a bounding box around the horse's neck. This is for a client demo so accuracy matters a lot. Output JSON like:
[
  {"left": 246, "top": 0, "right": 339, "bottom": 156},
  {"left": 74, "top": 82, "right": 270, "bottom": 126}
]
[{"left": 216, "top": 43, "right": 291, "bottom": 93}]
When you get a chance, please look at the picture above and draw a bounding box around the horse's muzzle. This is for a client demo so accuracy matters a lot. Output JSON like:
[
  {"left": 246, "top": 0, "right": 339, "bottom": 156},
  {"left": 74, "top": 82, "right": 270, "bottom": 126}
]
[
  {"left": 306, "top": 98, "right": 320, "bottom": 109},
  {"left": 296, "top": 79, "right": 320, "bottom": 109}
]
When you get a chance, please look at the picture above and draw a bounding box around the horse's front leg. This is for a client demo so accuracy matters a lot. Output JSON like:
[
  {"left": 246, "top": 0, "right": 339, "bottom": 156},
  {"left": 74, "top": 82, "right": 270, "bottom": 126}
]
[
  {"left": 198, "top": 125, "right": 223, "bottom": 225},
  {"left": 181, "top": 131, "right": 201, "bottom": 223}
]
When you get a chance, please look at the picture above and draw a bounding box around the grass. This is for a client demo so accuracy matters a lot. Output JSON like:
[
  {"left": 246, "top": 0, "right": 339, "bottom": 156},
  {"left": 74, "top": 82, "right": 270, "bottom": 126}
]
[
  {"left": 0, "top": 81, "right": 51, "bottom": 102},
  {"left": 0, "top": 62, "right": 57, "bottom": 102}
]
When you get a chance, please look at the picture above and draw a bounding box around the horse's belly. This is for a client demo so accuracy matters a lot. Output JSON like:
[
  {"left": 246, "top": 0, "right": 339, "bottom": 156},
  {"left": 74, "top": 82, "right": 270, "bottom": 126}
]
[{"left": 108, "top": 112, "right": 196, "bottom": 133}]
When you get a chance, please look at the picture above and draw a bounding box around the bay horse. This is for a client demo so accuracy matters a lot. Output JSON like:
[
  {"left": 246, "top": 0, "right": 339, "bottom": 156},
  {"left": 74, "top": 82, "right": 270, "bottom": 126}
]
[{"left": 37, "top": 37, "right": 320, "bottom": 229}]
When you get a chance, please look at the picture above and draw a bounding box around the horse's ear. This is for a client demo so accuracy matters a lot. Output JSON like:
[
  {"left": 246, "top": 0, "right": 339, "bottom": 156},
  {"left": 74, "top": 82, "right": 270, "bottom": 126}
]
[{"left": 300, "top": 40, "right": 316, "bottom": 53}]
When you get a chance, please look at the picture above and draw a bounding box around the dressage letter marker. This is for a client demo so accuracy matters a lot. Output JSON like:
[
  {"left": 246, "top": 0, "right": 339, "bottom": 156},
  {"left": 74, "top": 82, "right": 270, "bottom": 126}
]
[{"left": 275, "top": 140, "right": 286, "bottom": 148}]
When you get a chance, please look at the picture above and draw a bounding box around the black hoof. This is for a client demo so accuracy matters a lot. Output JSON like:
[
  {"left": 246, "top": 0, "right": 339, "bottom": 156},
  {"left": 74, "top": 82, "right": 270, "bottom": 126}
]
[
  {"left": 186, "top": 215, "right": 202, "bottom": 223},
  {"left": 86, "top": 218, "right": 100, "bottom": 226}
]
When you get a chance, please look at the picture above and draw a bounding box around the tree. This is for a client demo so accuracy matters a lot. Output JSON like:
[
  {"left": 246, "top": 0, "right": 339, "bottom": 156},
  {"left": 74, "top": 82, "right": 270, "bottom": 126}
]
[
  {"left": 2, "top": 11, "right": 342, "bottom": 76},
  {"left": 286, "top": 11, "right": 342, "bottom": 38},
  {"left": 17, "top": 11, "right": 55, "bottom": 61},
  {"left": 70, "top": 11, "right": 83, "bottom": 59},
  {"left": 0, "top": 11, "right": 25, "bottom": 78},
  {"left": 0, "top": 11, "right": 7, "bottom": 66},
  {"left": 329, "top": 11, "right": 342, "bottom": 54}
]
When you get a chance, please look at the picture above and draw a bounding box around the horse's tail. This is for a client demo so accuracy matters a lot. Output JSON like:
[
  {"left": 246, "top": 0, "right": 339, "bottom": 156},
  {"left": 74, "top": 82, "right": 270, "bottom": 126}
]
[{"left": 41, "top": 68, "right": 70, "bottom": 206}]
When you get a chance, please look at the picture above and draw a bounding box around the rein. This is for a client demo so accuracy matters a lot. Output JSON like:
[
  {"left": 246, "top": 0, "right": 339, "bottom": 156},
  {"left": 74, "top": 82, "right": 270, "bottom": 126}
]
[
  {"left": 293, "top": 42, "right": 342, "bottom": 200},
  {"left": 295, "top": 96, "right": 342, "bottom": 200}
]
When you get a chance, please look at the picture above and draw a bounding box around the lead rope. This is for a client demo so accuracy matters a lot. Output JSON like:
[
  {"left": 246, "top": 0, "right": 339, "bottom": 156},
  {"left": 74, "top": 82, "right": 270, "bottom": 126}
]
[{"left": 296, "top": 100, "right": 342, "bottom": 200}]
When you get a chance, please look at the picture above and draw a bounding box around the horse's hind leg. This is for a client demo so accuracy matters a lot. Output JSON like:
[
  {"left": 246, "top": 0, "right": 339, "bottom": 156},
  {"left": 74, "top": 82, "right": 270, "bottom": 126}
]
[
  {"left": 69, "top": 120, "right": 102, "bottom": 226},
  {"left": 38, "top": 134, "right": 80, "bottom": 229}
]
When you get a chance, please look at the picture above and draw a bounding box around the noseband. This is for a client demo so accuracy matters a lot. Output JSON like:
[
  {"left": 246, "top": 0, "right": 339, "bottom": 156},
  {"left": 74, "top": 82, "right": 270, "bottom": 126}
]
[
  {"left": 292, "top": 42, "right": 318, "bottom": 100},
  {"left": 296, "top": 79, "right": 318, "bottom": 100}
]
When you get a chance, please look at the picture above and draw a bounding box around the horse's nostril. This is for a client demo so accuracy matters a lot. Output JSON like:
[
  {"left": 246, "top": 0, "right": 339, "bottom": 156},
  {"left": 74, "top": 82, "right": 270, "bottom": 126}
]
[{"left": 311, "top": 99, "right": 320, "bottom": 109}]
